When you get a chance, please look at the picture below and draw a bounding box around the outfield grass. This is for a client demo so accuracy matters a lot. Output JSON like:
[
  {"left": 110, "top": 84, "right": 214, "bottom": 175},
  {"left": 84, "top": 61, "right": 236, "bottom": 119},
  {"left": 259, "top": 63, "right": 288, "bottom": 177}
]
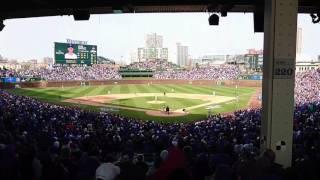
[{"left": 9, "top": 84, "right": 256, "bottom": 123}]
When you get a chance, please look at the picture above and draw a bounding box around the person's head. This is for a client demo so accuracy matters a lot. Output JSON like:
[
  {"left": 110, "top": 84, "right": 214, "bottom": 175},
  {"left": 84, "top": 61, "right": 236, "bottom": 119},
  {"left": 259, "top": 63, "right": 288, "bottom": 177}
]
[
  {"left": 67, "top": 45, "right": 74, "bottom": 54},
  {"left": 160, "top": 150, "right": 169, "bottom": 161},
  {"left": 96, "top": 163, "right": 120, "bottom": 180}
]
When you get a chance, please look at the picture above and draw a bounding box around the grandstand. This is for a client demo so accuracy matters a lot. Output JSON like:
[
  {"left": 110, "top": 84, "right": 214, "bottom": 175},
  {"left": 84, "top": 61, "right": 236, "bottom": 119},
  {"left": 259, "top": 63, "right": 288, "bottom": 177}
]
[
  {"left": 118, "top": 68, "right": 154, "bottom": 77},
  {"left": 97, "top": 56, "right": 116, "bottom": 65},
  {"left": 122, "top": 59, "right": 180, "bottom": 71}
]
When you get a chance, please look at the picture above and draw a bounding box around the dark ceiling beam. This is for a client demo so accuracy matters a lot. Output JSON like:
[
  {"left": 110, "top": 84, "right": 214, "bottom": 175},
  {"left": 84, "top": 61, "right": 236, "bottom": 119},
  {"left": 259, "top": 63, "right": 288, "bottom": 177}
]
[{"left": 1, "top": 0, "right": 320, "bottom": 20}]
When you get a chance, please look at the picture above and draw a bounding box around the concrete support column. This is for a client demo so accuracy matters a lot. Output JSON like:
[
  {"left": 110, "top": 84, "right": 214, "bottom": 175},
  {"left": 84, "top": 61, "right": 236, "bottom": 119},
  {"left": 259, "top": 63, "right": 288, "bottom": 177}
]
[{"left": 261, "top": 0, "right": 298, "bottom": 167}]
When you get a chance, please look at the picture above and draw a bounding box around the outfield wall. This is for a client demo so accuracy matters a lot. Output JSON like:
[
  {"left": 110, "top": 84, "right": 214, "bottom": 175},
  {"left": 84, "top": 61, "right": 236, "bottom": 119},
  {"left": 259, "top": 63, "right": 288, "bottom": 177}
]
[{"left": 0, "top": 79, "right": 261, "bottom": 89}]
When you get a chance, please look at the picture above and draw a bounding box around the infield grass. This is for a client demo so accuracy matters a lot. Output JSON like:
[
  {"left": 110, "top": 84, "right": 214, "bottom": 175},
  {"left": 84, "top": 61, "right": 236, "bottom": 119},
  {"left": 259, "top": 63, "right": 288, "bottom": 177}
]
[{"left": 112, "top": 96, "right": 205, "bottom": 111}]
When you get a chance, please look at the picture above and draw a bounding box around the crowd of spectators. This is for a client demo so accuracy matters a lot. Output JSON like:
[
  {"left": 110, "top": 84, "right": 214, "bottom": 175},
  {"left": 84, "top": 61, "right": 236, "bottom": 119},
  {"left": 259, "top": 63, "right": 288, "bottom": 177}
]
[
  {"left": 124, "top": 60, "right": 179, "bottom": 71},
  {"left": 13, "top": 62, "right": 242, "bottom": 81},
  {"left": 154, "top": 65, "right": 241, "bottom": 80},
  {"left": 17, "top": 65, "right": 122, "bottom": 81},
  {"left": 0, "top": 67, "right": 17, "bottom": 78},
  {"left": 1, "top": 87, "right": 320, "bottom": 180},
  {"left": 295, "top": 68, "right": 320, "bottom": 104}
]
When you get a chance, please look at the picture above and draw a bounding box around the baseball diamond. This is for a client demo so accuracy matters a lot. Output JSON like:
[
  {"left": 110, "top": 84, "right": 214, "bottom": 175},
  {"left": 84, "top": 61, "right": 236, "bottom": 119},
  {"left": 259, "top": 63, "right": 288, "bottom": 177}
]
[{"left": 9, "top": 82, "right": 258, "bottom": 123}]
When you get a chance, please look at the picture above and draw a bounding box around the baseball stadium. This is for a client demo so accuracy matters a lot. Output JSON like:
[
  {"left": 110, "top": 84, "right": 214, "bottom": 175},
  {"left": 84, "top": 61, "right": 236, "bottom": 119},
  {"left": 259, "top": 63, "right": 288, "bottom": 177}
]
[
  {"left": 0, "top": 34, "right": 320, "bottom": 179},
  {"left": 2, "top": 1, "right": 320, "bottom": 179},
  {"left": 3, "top": 43, "right": 262, "bottom": 123}
]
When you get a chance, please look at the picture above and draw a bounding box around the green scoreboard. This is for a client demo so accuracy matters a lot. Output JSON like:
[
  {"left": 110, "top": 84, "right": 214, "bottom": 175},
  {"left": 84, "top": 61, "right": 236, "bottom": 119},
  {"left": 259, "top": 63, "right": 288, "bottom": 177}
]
[{"left": 54, "top": 42, "right": 97, "bottom": 65}]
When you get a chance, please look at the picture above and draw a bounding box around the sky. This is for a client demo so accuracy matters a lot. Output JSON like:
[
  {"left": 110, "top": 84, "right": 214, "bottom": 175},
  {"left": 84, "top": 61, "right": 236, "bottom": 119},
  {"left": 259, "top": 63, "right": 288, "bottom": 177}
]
[{"left": 0, "top": 13, "right": 318, "bottom": 64}]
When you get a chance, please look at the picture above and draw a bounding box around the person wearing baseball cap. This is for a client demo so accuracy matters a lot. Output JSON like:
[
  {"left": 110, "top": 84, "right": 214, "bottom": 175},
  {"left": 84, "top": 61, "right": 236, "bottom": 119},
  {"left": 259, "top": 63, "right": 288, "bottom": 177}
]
[{"left": 64, "top": 44, "right": 77, "bottom": 59}]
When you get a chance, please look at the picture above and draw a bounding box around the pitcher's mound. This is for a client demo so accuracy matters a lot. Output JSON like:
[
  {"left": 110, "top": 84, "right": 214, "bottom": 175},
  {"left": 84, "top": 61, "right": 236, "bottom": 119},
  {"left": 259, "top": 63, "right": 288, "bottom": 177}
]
[
  {"left": 146, "top": 110, "right": 188, "bottom": 117},
  {"left": 147, "top": 101, "right": 165, "bottom": 104}
]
